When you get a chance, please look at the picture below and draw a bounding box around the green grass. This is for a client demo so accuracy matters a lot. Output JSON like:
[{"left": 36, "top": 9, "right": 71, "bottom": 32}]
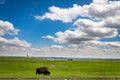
[{"left": 0, "top": 57, "right": 120, "bottom": 78}]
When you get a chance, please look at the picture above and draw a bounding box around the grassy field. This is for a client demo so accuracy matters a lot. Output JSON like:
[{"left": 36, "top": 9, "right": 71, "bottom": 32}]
[{"left": 0, "top": 57, "right": 120, "bottom": 79}]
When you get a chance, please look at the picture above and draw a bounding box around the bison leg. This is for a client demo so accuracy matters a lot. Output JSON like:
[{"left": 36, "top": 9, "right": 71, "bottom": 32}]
[
  {"left": 43, "top": 71, "right": 50, "bottom": 76},
  {"left": 36, "top": 71, "right": 42, "bottom": 75}
]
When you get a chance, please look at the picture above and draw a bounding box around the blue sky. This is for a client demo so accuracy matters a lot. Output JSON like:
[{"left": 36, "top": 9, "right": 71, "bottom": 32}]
[
  {"left": 0, "top": 0, "right": 120, "bottom": 58},
  {"left": 0, "top": 0, "right": 92, "bottom": 47}
]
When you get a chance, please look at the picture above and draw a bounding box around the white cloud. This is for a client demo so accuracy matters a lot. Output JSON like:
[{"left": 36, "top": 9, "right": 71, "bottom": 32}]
[
  {"left": 0, "top": 40, "right": 120, "bottom": 58},
  {"left": 35, "top": 4, "right": 82, "bottom": 23},
  {"left": 0, "top": 20, "right": 30, "bottom": 48},
  {"left": 74, "top": 19, "right": 100, "bottom": 28},
  {"left": 36, "top": 0, "right": 120, "bottom": 55},
  {"left": 1, "top": 0, "right": 120, "bottom": 58},
  {"left": 43, "top": 29, "right": 120, "bottom": 48},
  {"left": 0, "top": 20, "right": 19, "bottom": 36},
  {"left": 0, "top": 46, "right": 31, "bottom": 56},
  {"left": 51, "top": 45, "right": 64, "bottom": 48},
  {"left": 89, "top": 0, "right": 120, "bottom": 20},
  {"left": 82, "top": 40, "right": 120, "bottom": 48},
  {"left": 1, "top": 46, "right": 120, "bottom": 59},
  {"left": 39, "top": 0, "right": 120, "bottom": 49},
  {"left": 43, "top": 23, "right": 118, "bottom": 47},
  {"left": 93, "top": 0, "right": 108, "bottom": 3},
  {"left": 74, "top": 19, "right": 118, "bottom": 38},
  {"left": 43, "top": 30, "right": 91, "bottom": 44},
  {"left": 0, "top": 37, "right": 31, "bottom": 48},
  {"left": 0, "top": 36, "right": 31, "bottom": 56},
  {"left": 35, "top": 0, "right": 120, "bottom": 29},
  {"left": 0, "top": 20, "right": 31, "bottom": 55},
  {"left": 42, "top": 35, "right": 55, "bottom": 40}
]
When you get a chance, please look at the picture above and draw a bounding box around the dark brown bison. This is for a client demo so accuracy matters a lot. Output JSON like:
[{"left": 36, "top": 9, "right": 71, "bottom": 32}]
[{"left": 36, "top": 66, "right": 50, "bottom": 75}]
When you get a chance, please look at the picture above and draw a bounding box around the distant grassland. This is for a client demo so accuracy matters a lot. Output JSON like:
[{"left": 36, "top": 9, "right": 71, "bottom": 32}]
[{"left": 0, "top": 57, "right": 120, "bottom": 79}]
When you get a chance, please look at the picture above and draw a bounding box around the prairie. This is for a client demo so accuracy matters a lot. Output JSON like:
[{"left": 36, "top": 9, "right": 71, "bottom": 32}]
[{"left": 0, "top": 57, "right": 120, "bottom": 79}]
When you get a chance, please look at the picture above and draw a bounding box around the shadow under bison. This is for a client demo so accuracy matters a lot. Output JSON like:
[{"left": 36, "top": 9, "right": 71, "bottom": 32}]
[{"left": 36, "top": 66, "right": 50, "bottom": 75}]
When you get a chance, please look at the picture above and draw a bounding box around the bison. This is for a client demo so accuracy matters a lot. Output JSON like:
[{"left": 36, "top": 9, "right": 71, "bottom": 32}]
[{"left": 36, "top": 66, "right": 50, "bottom": 75}]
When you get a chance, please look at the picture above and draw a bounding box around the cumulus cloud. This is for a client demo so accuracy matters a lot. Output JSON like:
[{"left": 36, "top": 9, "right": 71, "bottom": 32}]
[
  {"left": 0, "top": 37, "right": 31, "bottom": 48},
  {"left": 35, "top": 4, "right": 83, "bottom": 23},
  {"left": 0, "top": 40, "right": 119, "bottom": 58},
  {"left": 43, "top": 29, "right": 120, "bottom": 48},
  {"left": 81, "top": 40, "right": 120, "bottom": 48},
  {"left": 39, "top": 0, "right": 120, "bottom": 50},
  {"left": 43, "top": 19, "right": 118, "bottom": 46},
  {"left": 35, "top": 0, "right": 120, "bottom": 25},
  {"left": 1, "top": 46, "right": 120, "bottom": 59},
  {"left": 89, "top": 0, "right": 120, "bottom": 20},
  {"left": 0, "top": 20, "right": 31, "bottom": 55},
  {"left": 2, "top": 0, "right": 119, "bottom": 58},
  {"left": 0, "top": 20, "right": 19, "bottom": 36},
  {"left": 35, "top": 0, "right": 120, "bottom": 29},
  {"left": 74, "top": 19, "right": 118, "bottom": 38},
  {"left": 2, "top": 0, "right": 118, "bottom": 58}
]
